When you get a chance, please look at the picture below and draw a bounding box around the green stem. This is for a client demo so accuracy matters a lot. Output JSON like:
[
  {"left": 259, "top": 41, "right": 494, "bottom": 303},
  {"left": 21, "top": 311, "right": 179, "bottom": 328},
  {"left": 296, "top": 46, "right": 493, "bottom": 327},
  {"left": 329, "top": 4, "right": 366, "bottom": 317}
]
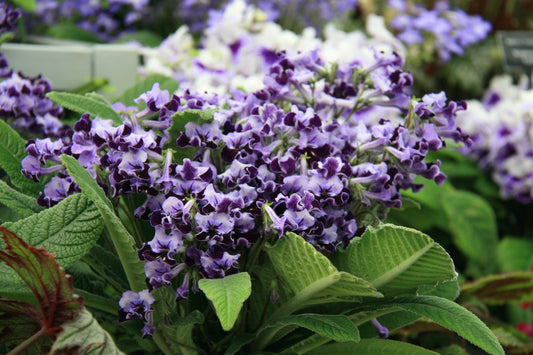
[
  {"left": 153, "top": 330, "right": 177, "bottom": 355},
  {"left": 252, "top": 273, "right": 341, "bottom": 351},
  {"left": 7, "top": 327, "right": 47, "bottom": 355},
  {"left": 82, "top": 256, "right": 126, "bottom": 292},
  {"left": 75, "top": 288, "right": 119, "bottom": 315}
]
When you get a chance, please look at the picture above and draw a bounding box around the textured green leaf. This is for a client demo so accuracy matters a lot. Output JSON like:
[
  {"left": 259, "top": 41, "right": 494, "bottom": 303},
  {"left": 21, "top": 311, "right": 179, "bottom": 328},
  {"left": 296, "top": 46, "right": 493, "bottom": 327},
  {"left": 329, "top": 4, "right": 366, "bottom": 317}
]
[
  {"left": 47, "top": 92, "right": 122, "bottom": 124},
  {"left": 1, "top": 193, "right": 102, "bottom": 270},
  {"left": 497, "top": 237, "right": 533, "bottom": 272},
  {"left": 114, "top": 75, "right": 179, "bottom": 108},
  {"left": 391, "top": 296, "right": 504, "bottom": 355},
  {"left": 336, "top": 224, "right": 457, "bottom": 296},
  {"left": 417, "top": 280, "right": 460, "bottom": 301},
  {"left": 60, "top": 155, "right": 145, "bottom": 292},
  {"left": 442, "top": 189, "right": 498, "bottom": 267},
  {"left": 264, "top": 314, "right": 359, "bottom": 343},
  {"left": 307, "top": 339, "right": 439, "bottom": 354},
  {"left": 461, "top": 271, "right": 533, "bottom": 305},
  {"left": 0, "top": 120, "right": 43, "bottom": 195},
  {"left": 0, "top": 179, "right": 43, "bottom": 218},
  {"left": 51, "top": 308, "right": 125, "bottom": 354},
  {"left": 198, "top": 272, "right": 251, "bottom": 331},
  {"left": 267, "top": 232, "right": 381, "bottom": 300}
]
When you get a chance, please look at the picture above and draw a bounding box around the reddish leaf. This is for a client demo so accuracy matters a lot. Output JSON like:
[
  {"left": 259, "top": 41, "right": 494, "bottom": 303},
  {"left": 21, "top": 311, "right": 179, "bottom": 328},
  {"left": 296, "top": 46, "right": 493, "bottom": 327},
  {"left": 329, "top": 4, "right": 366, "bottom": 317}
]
[
  {"left": 461, "top": 270, "right": 533, "bottom": 305},
  {"left": 0, "top": 227, "right": 83, "bottom": 338}
]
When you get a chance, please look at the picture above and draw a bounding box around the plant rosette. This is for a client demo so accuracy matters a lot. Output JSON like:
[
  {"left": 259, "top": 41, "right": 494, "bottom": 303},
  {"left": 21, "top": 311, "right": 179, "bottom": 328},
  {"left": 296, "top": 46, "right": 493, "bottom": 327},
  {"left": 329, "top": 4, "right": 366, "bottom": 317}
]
[{"left": 0, "top": 44, "right": 504, "bottom": 354}]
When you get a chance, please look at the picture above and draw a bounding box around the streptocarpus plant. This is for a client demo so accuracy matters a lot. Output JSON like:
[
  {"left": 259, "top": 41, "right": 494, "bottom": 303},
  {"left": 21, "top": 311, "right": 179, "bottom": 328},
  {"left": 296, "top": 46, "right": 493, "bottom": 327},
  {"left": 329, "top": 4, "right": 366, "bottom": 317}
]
[{"left": 0, "top": 47, "right": 504, "bottom": 354}]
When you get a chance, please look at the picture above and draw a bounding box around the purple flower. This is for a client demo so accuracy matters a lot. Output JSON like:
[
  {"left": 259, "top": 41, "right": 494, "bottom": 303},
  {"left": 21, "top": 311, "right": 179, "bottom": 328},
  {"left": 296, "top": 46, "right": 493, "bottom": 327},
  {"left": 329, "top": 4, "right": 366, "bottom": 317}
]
[{"left": 118, "top": 289, "right": 155, "bottom": 336}]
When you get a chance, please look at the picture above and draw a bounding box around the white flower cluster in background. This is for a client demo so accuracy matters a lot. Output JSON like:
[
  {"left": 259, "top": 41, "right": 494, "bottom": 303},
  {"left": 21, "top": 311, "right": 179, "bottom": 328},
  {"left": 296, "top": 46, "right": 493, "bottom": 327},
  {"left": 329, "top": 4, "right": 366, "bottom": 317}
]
[
  {"left": 456, "top": 75, "right": 533, "bottom": 202},
  {"left": 141, "top": 0, "right": 405, "bottom": 94}
]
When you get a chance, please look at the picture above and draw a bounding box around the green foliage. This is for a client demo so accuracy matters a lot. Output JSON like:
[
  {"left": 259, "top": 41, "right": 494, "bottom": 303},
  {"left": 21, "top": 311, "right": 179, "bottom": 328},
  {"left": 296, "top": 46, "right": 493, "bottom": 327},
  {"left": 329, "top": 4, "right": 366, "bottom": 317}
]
[
  {"left": 46, "top": 23, "right": 103, "bottom": 43},
  {"left": 0, "top": 120, "right": 44, "bottom": 195},
  {"left": 60, "top": 155, "right": 145, "bottom": 292},
  {"left": 0, "top": 179, "right": 43, "bottom": 218},
  {"left": 115, "top": 30, "right": 164, "bottom": 47},
  {"left": 263, "top": 314, "right": 360, "bottom": 343},
  {"left": 336, "top": 224, "right": 457, "bottom": 296},
  {"left": 0, "top": 193, "right": 102, "bottom": 292},
  {"left": 307, "top": 339, "right": 440, "bottom": 354},
  {"left": 442, "top": 188, "right": 498, "bottom": 270},
  {"left": 461, "top": 271, "right": 533, "bottom": 306},
  {"left": 47, "top": 91, "right": 123, "bottom": 125},
  {"left": 114, "top": 74, "right": 179, "bottom": 108},
  {"left": 497, "top": 237, "right": 533, "bottom": 272},
  {"left": 11, "top": 0, "right": 36, "bottom": 11},
  {"left": 198, "top": 272, "right": 252, "bottom": 331},
  {"left": 51, "top": 307, "right": 125, "bottom": 354}
]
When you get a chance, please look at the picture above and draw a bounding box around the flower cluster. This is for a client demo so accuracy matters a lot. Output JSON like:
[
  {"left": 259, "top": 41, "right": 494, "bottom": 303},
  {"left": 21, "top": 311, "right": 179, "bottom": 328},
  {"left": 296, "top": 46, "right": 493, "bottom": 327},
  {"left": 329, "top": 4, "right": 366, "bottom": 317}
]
[
  {"left": 27, "top": 0, "right": 151, "bottom": 42},
  {"left": 456, "top": 75, "right": 533, "bottom": 203},
  {"left": 142, "top": 0, "right": 403, "bottom": 95},
  {"left": 0, "top": 53, "right": 66, "bottom": 138},
  {"left": 0, "top": 1, "right": 20, "bottom": 34},
  {"left": 22, "top": 42, "right": 469, "bottom": 335},
  {"left": 387, "top": 0, "right": 491, "bottom": 62}
]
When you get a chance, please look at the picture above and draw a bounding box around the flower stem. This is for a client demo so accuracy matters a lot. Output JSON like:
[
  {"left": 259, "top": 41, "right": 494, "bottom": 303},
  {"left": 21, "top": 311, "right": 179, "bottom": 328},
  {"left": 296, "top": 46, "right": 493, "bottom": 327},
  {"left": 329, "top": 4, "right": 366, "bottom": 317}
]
[{"left": 7, "top": 327, "right": 47, "bottom": 355}]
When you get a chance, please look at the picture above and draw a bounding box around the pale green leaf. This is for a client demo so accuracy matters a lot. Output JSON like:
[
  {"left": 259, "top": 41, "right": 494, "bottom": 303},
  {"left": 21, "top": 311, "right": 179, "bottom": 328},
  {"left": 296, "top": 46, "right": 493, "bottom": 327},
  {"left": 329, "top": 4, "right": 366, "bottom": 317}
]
[
  {"left": 11, "top": 0, "right": 36, "bottom": 11},
  {"left": 114, "top": 74, "right": 179, "bottom": 107},
  {"left": 47, "top": 92, "right": 122, "bottom": 124},
  {"left": 264, "top": 314, "right": 359, "bottom": 343},
  {"left": 392, "top": 296, "right": 504, "bottom": 355},
  {"left": 307, "top": 339, "right": 439, "bottom": 354},
  {"left": 198, "top": 272, "right": 251, "bottom": 331},
  {"left": 442, "top": 189, "right": 498, "bottom": 268},
  {"left": 497, "top": 237, "right": 533, "bottom": 272},
  {"left": 0, "top": 194, "right": 102, "bottom": 290},
  {"left": 0, "top": 180, "right": 43, "bottom": 218},
  {"left": 417, "top": 280, "right": 460, "bottom": 300},
  {"left": 51, "top": 307, "right": 125, "bottom": 354},
  {"left": 0, "top": 120, "right": 43, "bottom": 195},
  {"left": 336, "top": 224, "right": 457, "bottom": 296},
  {"left": 60, "top": 155, "right": 145, "bottom": 292}
]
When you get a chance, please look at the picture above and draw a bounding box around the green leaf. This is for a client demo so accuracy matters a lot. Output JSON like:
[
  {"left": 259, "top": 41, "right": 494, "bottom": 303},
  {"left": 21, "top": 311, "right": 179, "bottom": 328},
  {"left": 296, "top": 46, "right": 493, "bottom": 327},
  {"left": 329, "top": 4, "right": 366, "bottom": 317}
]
[
  {"left": 11, "top": 0, "right": 36, "bottom": 11},
  {"left": 51, "top": 308, "right": 125, "bottom": 354},
  {"left": 267, "top": 232, "right": 381, "bottom": 299},
  {"left": 254, "top": 233, "right": 380, "bottom": 351},
  {"left": 497, "top": 237, "right": 533, "bottom": 271},
  {"left": 167, "top": 109, "right": 218, "bottom": 159},
  {"left": 114, "top": 74, "right": 179, "bottom": 108},
  {"left": 336, "top": 224, "right": 457, "bottom": 296},
  {"left": 417, "top": 280, "right": 460, "bottom": 301},
  {"left": 60, "top": 155, "right": 145, "bottom": 292},
  {"left": 441, "top": 189, "right": 498, "bottom": 269},
  {"left": 461, "top": 271, "right": 533, "bottom": 305},
  {"left": 1, "top": 193, "right": 102, "bottom": 274},
  {"left": 0, "top": 180, "right": 43, "bottom": 218},
  {"left": 46, "top": 23, "right": 103, "bottom": 43},
  {"left": 0, "top": 120, "right": 43, "bottom": 195},
  {"left": 390, "top": 296, "right": 504, "bottom": 355},
  {"left": 307, "top": 339, "right": 439, "bottom": 354},
  {"left": 47, "top": 92, "right": 122, "bottom": 125},
  {"left": 115, "top": 30, "right": 164, "bottom": 47},
  {"left": 264, "top": 314, "right": 359, "bottom": 343},
  {"left": 198, "top": 272, "right": 251, "bottom": 331}
]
